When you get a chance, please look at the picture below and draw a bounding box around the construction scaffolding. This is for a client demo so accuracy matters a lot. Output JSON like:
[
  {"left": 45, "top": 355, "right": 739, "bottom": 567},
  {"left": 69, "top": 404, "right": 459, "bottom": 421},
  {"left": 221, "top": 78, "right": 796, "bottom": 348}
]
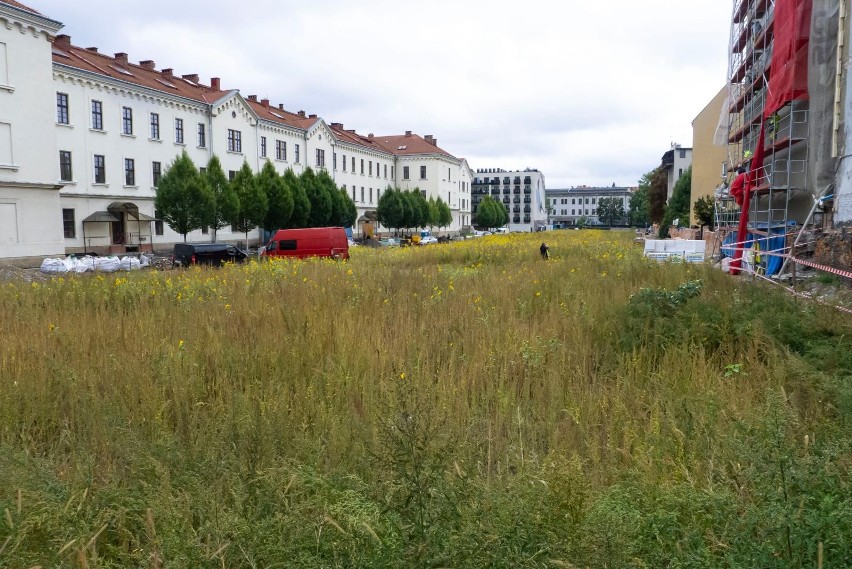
[{"left": 716, "top": 0, "right": 814, "bottom": 276}]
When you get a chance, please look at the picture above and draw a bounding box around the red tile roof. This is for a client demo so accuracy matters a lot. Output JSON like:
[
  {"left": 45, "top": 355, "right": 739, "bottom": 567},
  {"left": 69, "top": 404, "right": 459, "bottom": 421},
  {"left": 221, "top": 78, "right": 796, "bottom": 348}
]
[
  {"left": 48, "top": 36, "right": 459, "bottom": 159},
  {"left": 52, "top": 35, "right": 225, "bottom": 105},
  {"left": 0, "top": 0, "right": 41, "bottom": 15},
  {"left": 373, "top": 133, "right": 457, "bottom": 159}
]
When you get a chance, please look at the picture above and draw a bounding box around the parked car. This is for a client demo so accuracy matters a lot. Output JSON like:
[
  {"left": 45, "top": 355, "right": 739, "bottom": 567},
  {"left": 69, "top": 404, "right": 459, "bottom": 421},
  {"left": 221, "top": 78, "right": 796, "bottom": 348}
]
[
  {"left": 380, "top": 237, "right": 399, "bottom": 247},
  {"left": 172, "top": 242, "right": 248, "bottom": 267},
  {"left": 419, "top": 235, "right": 438, "bottom": 245},
  {"left": 261, "top": 227, "right": 350, "bottom": 260}
]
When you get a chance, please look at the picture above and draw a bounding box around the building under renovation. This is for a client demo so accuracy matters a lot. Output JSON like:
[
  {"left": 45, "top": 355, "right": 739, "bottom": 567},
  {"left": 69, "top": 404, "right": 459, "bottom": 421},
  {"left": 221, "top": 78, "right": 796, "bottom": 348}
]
[{"left": 717, "top": 0, "right": 852, "bottom": 275}]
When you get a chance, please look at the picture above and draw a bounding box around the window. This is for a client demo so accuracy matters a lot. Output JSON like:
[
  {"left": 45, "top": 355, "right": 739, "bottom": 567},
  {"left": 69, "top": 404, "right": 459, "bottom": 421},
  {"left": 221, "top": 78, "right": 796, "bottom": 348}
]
[
  {"left": 384, "top": 164, "right": 387, "bottom": 178},
  {"left": 403, "top": 166, "right": 410, "bottom": 180},
  {"left": 227, "top": 129, "right": 241, "bottom": 152},
  {"left": 360, "top": 159, "right": 364, "bottom": 174},
  {"left": 572, "top": 209, "right": 576, "bottom": 215},
  {"left": 352, "top": 185, "right": 356, "bottom": 201},
  {"left": 360, "top": 187, "right": 364, "bottom": 202},
  {"left": 175, "top": 118, "right": 184, "bottom": 144},
  {"left": 228, "top": 170, "right": 236, "bottom": 181},
  {"left": 591, "top": 198, "right": 596, "bottom": 204},
  {"left": 420, "top": 165, "right": 426, "bottom": 179},
  {"left": 150, "top": 112, "right": 160, "bottom": 139},
  {"left": 369, "top": 161, "right": 372, "bottom": 176},
  {"left": 154, "top": 208, "right": 164, "bottom": 235},
  {"left": 124, "top": 158, "right": 135, "bottom": 186},
  {"left": 91, "top": 100, "right": 103, "bottom": 130},
  {"left": 278, "top": 240, "right": 297, "bottom": 250},
  {"left": 448, "top": 167, "right": 451, "bottom": 180},
  {"left": 122, "top": 107, "right": 133, "bottom": 135},
  {"left": 94, "top": 154, "right": 106, "bottom": 184},
  {"left": 571, "top": 198, "right": 575, "bottom": 204},
  {"left": 294, "top": 144, "right": 300, "bottom": 163},
  {"left": 369, "top": 188, "right": 373, "bottom": 203},
  {"left": 260, "top": 136, "right": 267, "bottom": 158},
  {"left": 678, "top": 168, "right": 683, "bottom": 177},
  {"left": 62, "top": 209, "right": 75, "bottom": 239},
  {"left": 59, "top": 151, "right": 72, "bottom": 181},
  {"left": 152, "top": 161, "right": 161, "bottom": 186},
  {"left": 351, "top": 157, "right": 355, "bottom": 171},
  {"left": 316, "top": 148, "right": 325, "bottom": 168},
  {"left": 342, "top": 154, "right": 347, "bottom": 172},
  {"left": 197, "top": 123, "right": 206, "bottom": 147},
  {"left": 56, "top": 93, "right": 69, "bottom": 124},
  {"left": 679, "top": 149, "right": 686, "bottom": 159},
  {"left": 201, "top": 226, "right": 208, "bottom": 235},
  {"left": 333, "top": 152, "right": 337, "bottom": 170},
  {"left": 276, "top": 140, "right": 286, "bottom": 160},
  {"left": 391, "top": 166, "right": 394, "bottom": 178}
]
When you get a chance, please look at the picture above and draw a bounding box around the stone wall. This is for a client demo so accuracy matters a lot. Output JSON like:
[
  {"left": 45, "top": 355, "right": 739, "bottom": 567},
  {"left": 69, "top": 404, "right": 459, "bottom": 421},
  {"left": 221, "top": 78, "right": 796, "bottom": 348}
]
[{"left": 814, "top": 230, "right": 852, "bottom": 270}]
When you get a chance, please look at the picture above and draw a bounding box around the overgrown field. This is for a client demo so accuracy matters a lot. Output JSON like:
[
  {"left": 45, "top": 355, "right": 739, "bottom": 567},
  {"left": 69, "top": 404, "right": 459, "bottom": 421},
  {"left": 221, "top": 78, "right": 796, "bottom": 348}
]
[{"left": 1, "top": 231, "right": 850, "bottom": 567}]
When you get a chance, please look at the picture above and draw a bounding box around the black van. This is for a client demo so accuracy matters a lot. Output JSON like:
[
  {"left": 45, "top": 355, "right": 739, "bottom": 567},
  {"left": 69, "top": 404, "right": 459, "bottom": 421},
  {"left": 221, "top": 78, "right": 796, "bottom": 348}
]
[{"left": 172, "top": 243, "right": 248, "bottom": 267}]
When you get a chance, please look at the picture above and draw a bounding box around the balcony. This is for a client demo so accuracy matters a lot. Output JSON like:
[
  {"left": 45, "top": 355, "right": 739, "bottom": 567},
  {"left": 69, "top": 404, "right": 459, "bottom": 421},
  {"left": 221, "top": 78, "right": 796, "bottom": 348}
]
[
  {"left": 513, "top": 177, "right": 521, "bottom": 184},
  {"left": 523, "top": 176, "right": 531, "bottom": 184},
  {"left": 503, "top": 177, "right": 510, "bottom": 184},
  {"left": 513, "top": 206, "right": 521, "bottom": 213},
  {"left": 513, "top": 197, "right": 521, "bottom": 203},
  {"left": 523, "top": 206, "right": 531, "bottom": 213},
  {"left": 524, "top": 186, "right": 531, "bottom": 193},
  {"left": 513, "top": 188, "right": 520, "bottom": 194},
  {"left": 503, "top": 186, "right": 512, "bottom": 193},
  {"left": 523, "top": 197, "right": 531, "bottom": 204},
  {"left": 491, "top": 188, "right": 500, "bottom": 195},
  {"left": 523, "top": 216, "right": 530, "bottom": 223},
  {"left": 513, "top": 216, "right": 521, "bottom": 223},
  {"left": 502, "top": 197, "right": 510, "bottom": 204}
]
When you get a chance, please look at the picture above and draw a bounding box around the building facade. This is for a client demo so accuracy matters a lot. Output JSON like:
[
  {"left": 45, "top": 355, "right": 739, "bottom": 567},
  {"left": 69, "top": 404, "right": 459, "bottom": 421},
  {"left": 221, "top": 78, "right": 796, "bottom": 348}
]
[
  {"left": 471, "top": 168, "right": 547, "bottom": 232},
  {"left": 545, "top": 185, "right": 633, "bottom": 227},
  {"left": 0, "top": 2, "right": 64, "bottom": 263},
  {"left": 0, "top": 0, "right": 473, "bottom": 263},
  {"left": 661, "top": 144, "right": 693, "bottom": 200},
  {"left": 690, "top": 86, "right": 728, "bottom": 225}
]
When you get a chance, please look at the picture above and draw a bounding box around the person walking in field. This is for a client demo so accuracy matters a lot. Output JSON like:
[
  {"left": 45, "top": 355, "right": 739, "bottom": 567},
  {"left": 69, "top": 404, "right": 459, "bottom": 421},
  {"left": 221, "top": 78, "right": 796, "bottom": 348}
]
[{"left": 540, "top": 242, "right": 549, "bottom": 260}]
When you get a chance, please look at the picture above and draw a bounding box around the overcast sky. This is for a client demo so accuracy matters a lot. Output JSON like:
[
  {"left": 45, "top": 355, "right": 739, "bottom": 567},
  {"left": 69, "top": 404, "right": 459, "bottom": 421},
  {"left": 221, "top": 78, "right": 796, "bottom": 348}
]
[{"left": 34, "top": 0, "right": 731, "bottom": 189}]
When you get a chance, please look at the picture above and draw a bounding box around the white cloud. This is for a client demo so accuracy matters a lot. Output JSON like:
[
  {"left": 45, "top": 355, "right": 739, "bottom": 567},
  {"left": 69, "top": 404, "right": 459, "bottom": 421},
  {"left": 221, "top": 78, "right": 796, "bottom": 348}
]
[{"left": 35, "top": 0, "right": 731, "bottom": 187}]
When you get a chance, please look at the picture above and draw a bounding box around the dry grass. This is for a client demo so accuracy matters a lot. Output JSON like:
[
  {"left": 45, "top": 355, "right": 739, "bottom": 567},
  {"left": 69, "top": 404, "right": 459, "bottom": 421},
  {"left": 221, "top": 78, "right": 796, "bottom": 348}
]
[{"left": 0, "top": 230, "right": 848, "bottom": 566}]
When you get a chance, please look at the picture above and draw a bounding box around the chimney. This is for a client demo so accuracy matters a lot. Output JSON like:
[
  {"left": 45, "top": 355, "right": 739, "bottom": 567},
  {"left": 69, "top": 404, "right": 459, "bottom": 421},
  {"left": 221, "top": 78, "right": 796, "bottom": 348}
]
[
  {"left": 331, "top": 122, "right": 342, "bottom": 129},
  {"left": 368, "top": 133, "right": 374, "bottom": 140},
  {"left": 85, "top": 47, "right": 98, "bottom": 53},
  {"left": 247, "top": 95, "right": 257, "bottom": 102},
  {"left": 161, "top": 68, "right": 174, "bottom": 78},
  {"left": 140, "top": 60, "right": 156, "bottom": 70},
  {"left": 431, "top": 137, "right": 437, "bottom": 146},
  {"left": 309, "top": 113, "right": 317, "bottom": 119},
  {"left": 261, "top": 98, "right": 269, "bottom": 108},
  {"left": 278, "top": 104, "right": 284, "bottom": 110},
  {"left": 346, "top": 129, "right": 356, "bottom": 133},
  {"left": 298, "top": 110, "right": 306, "bottom": 117},
  {"left": 54, "top": 34, "right": 71, "bottom": 49},
  {"left": 424, "top": 135, "right": 434, "bottom": 144},
  {"left": 114, "top": 52, "right": 129, "bottom": 65},
  {"left": 182, "top": 73, "right": 199, "bottom": 83},
  {"left": 405, "top": 130, "right": 412, "bottom": 137},
  {"left": 210, "top": 77, "right": 221, "bottom": 90}
]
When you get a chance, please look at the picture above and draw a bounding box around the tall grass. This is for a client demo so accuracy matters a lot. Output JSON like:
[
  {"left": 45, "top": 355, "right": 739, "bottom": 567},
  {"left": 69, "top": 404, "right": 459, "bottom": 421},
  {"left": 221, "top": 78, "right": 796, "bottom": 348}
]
[{"left": 0, "top": 231, "right": 849, "bottom": 567}]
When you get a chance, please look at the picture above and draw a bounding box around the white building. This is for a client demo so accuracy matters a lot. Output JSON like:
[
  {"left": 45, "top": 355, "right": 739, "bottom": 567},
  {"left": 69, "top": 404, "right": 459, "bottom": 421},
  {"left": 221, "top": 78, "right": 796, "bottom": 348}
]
[
  {"left": 0, "top": 1, "right": 64, "bottom": 263},
  {"left": 471, "top": 168, "right": 547, "bottom": 232},
  {"left": 545, "top": 185, "right": 633, "bottom": 226},
  {"left": 661, "top": 143, "right": 693, "bottom": 200},
  {"left": 0, "top": 0, "right": 473, "bottom": 263}
]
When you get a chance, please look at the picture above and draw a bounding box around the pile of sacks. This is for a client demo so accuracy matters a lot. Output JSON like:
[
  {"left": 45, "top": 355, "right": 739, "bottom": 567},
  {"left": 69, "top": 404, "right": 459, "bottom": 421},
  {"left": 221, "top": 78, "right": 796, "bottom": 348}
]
[{"left": 40, "top": 255, "right": 150, "bottom": 274}]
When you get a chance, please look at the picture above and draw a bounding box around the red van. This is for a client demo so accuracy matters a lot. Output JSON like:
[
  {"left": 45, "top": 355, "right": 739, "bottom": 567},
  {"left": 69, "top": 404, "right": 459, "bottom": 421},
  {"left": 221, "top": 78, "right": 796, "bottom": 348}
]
[{"left": 261, "top": 227, "right": 350, "bottom": 260}]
